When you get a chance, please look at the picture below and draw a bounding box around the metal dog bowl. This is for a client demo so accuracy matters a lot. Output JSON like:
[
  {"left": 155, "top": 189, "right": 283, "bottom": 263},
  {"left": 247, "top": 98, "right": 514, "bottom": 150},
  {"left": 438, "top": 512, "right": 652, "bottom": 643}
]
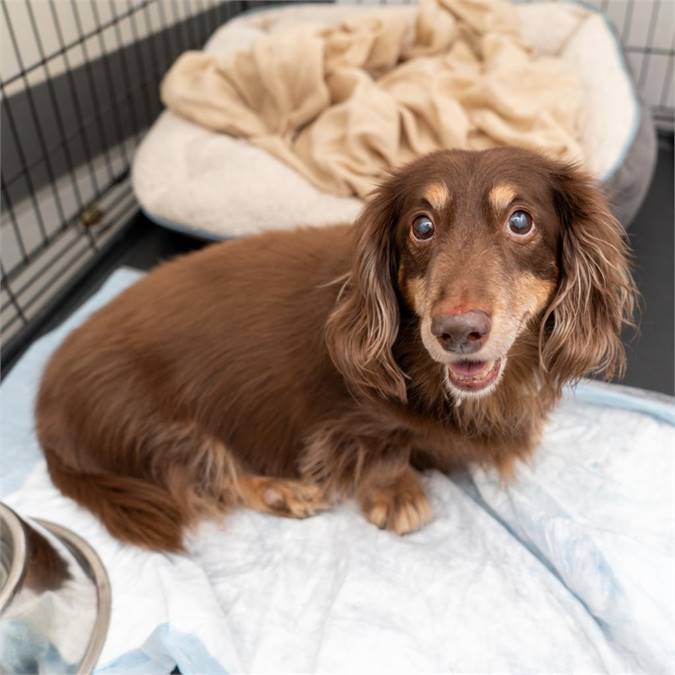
[{"left": 0, "top": 502, "right": 111, "bottom": 674}]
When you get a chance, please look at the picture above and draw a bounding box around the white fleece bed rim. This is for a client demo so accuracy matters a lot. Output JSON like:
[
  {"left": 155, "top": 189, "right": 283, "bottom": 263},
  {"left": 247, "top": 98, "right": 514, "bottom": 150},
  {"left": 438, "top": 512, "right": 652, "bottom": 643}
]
[{"left": 1, "top": 268, "right": 674, "bottom": 675}]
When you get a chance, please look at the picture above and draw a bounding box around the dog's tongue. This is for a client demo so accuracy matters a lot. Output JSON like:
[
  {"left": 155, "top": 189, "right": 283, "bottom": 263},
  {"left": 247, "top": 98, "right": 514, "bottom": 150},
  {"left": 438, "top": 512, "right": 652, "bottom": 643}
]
[{"left": 449, "top": 360, "right": 488, "bottom": 376}]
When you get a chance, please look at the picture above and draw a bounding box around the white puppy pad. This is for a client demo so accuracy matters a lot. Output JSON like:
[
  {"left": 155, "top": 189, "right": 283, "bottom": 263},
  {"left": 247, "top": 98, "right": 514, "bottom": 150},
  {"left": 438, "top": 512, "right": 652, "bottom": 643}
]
[{"left": 2, "top": 269, "right": 674, "bottom": 673}]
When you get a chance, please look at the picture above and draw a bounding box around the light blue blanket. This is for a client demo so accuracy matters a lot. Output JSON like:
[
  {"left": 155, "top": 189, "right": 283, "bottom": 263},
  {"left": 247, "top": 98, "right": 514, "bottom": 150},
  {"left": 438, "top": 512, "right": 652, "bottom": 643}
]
[{"left": 2, "top": 269, "right": 674, "bottom": 674}]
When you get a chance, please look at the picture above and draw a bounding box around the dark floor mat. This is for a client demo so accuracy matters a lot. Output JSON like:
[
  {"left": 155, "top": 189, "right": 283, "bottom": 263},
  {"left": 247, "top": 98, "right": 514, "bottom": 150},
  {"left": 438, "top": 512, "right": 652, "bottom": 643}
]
[{"left": 622, "top": 132, "right": 674, "bottom": 395}]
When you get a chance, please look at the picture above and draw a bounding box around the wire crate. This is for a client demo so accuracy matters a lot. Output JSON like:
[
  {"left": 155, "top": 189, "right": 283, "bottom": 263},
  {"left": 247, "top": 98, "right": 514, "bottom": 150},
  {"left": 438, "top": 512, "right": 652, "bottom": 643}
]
[
  {"left": 1, "top": 0, "right": 673, "bottom": 375},
  {"left": 529, "top": 0, "right": 674, "bottom": 128},
  {"left": 0, "top": 0, "right": 260, "bottom": 371}
]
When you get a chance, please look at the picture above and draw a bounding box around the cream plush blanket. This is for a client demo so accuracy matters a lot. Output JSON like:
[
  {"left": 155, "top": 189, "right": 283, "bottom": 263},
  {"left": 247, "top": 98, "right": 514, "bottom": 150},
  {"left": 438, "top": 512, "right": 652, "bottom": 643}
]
[{"left": 160, "top": 0, "right": 583, "bottom": 198}]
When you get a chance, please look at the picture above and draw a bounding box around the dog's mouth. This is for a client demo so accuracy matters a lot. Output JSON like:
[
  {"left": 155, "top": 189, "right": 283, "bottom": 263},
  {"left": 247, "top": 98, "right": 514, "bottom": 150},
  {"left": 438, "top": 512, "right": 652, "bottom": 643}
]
[{"left": 446, "top": 358, "right": 503, "bottom": 393}]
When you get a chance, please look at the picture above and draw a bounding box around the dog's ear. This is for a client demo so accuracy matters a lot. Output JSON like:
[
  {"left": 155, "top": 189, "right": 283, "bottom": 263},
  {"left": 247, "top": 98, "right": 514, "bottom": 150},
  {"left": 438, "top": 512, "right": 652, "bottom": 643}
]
[
  {"left": 325, "top": 182, "right": 407, "bottom": 402},
  {"left": 540, "top": 164, "right": 637, "bottom": 387}
]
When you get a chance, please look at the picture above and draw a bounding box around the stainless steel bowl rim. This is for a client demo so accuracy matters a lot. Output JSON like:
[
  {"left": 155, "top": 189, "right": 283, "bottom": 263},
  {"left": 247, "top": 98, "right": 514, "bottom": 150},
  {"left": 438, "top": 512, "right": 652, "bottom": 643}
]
[
  {"left": 0, "top": 502, "right": 27, "bottom": 611},
  {"left": 0, "top": 502, "right": 112, "bottom": 674}
]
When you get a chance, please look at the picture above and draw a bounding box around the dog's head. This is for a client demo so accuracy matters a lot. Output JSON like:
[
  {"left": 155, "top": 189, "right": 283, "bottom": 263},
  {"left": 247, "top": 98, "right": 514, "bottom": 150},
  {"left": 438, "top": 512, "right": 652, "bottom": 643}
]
[{"left": 326, "top": 148, "right": 636, "bottom": 402}]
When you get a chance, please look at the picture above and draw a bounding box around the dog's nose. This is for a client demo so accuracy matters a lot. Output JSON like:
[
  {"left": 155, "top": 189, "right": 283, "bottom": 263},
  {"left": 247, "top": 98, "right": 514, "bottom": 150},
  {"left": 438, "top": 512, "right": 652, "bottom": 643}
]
[{"left": 430, "top": 310, "right": 491, "bottom": 354}]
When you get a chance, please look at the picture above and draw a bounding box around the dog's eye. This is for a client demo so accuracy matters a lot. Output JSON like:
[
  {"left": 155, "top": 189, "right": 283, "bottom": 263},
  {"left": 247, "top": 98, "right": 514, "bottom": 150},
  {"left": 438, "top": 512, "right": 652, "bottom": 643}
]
[
  {"left": 508, "top": 210, "right": 534, "bottom": 236},
  {"left": 411, "top": 215, "right": 434, "bottom": 241}
]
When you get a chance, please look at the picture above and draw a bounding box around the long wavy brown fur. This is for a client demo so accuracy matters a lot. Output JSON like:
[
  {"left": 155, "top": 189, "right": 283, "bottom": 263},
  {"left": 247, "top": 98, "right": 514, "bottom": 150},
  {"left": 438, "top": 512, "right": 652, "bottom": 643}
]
[
  {"left": 540, "top": 165, "right": 637, "bottom": 386},
  {"left": 324, "top": 186, "right": 408, "bottom": 403}
]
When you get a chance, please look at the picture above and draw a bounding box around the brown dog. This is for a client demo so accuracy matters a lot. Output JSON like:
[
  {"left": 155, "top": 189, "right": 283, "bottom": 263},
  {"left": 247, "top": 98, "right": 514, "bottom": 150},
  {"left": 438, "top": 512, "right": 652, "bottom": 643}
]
[{"left": 36, "top": 148, "right": 636, "bottom": 551}]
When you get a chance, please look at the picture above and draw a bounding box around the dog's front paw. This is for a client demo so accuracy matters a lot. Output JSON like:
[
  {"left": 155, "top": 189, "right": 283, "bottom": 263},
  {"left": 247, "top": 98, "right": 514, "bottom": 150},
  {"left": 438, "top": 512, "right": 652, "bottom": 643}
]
[
  {"left": 249, "top": 477, "right": 330, "bottom": 519},
  {"left": 360, "top": 470, "right": 432, "bottom": 535}
]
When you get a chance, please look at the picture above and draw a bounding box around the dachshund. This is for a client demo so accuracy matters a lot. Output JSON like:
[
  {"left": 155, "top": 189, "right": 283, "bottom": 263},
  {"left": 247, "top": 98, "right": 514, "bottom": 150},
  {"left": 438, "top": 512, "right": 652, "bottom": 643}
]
[{"left": 36, "top": 147, "right": 636, "bottom": 551}]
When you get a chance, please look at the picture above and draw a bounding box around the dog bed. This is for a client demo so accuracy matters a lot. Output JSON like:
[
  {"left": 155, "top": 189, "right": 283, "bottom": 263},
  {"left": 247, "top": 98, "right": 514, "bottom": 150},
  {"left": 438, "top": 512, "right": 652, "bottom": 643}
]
[
  {"left": 132, "top": 2, "right": 656, "bottom": 240},
  {"left": 2, "top": 268, "right": 674, "bottom": 673}
]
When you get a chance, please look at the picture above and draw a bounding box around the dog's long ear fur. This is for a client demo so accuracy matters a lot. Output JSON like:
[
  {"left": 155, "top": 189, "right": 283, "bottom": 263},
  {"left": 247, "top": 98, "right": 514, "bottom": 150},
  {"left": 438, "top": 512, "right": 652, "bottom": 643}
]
[
  {"left": 325, "top": 183, "right": 407, "bottom": 402},
  {"left": 540, "top": 164, "right": 637, "bottom": 387}
]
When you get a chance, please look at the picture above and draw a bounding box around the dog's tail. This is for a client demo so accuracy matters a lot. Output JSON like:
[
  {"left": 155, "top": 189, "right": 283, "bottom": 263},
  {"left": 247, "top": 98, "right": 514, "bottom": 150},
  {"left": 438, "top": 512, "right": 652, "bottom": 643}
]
[{"left": 44, "top": 450, "right": 186, "bottom": 552}]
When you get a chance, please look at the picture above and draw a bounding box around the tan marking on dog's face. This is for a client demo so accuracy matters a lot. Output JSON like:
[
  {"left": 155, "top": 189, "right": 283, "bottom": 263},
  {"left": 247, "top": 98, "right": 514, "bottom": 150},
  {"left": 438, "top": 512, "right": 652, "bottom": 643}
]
[
  {"left": 399, "top": 264, "right": 428, "bottom": 316},
  {"left": 512, "top": 272, "right": 557, "bottom": 316},
  {"left": 423, "top": 182, "right": 450, "bottom": 211},
  {"left": 397, "top": 266, "right": 406, "bottom": 291},
  {"left": 484, "top": 273, "right": 556, "bottom": 351},
  {"left": 489, "top": 183, "right": 518, "bottom": 213},
  {"left": 406, "top": 277, "right": 427, "bottom": 316},
  {"left": 464, "top": 271, "right": 556, "bottom": 366}
]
